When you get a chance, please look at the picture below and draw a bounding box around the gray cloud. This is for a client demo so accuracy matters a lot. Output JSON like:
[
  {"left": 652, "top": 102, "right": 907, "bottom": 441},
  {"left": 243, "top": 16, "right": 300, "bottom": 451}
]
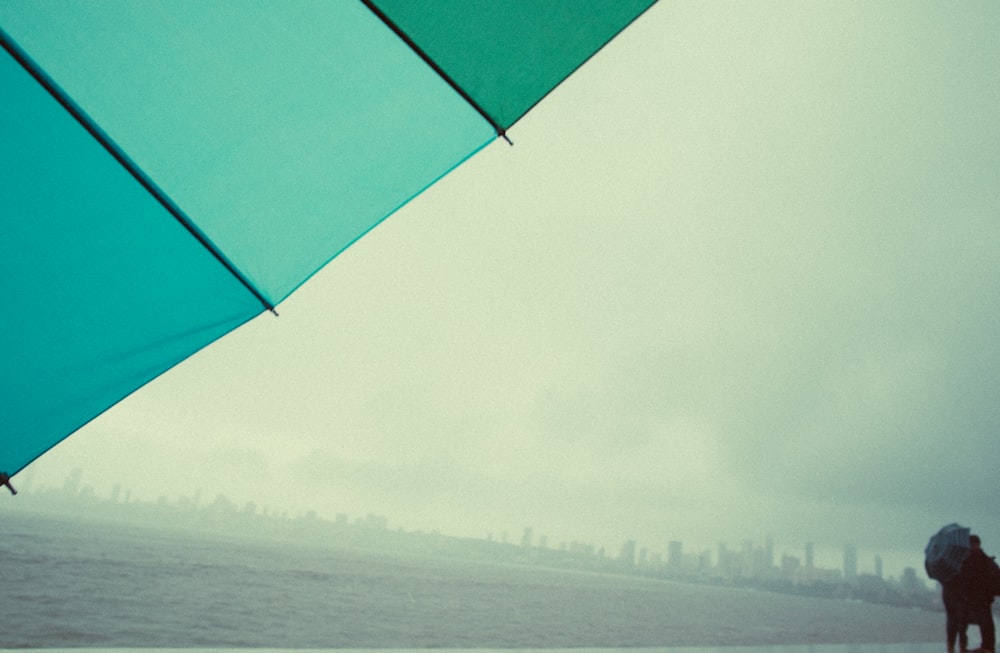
[{"left": 21, "top": 3, "right": 1000, "bottom": 577}]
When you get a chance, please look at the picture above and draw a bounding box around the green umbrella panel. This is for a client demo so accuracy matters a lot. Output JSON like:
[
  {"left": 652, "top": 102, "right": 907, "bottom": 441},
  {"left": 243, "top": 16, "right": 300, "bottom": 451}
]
[{"left": 0, "top": 0, "right": 657, "bottom": 486}]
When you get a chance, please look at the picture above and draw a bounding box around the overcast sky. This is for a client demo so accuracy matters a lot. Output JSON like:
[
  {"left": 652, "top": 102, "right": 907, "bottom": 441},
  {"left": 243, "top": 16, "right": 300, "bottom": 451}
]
[{"left": 18, "top": 2, "right": 1000, "bottom": 578}]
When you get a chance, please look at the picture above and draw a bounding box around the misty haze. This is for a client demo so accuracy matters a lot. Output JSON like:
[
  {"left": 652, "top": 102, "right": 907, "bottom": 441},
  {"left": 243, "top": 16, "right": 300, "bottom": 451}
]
[
  {"left": 1, "top": 499, "right": 945, "bottom": 648},
  {"left": 3, "top": 1, "right": 1000, "bottom": 651}
]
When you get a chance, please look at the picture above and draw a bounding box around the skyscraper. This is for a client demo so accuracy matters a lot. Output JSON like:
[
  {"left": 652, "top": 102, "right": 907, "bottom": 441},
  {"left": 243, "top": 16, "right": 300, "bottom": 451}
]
[
  {"left": 844, "top": 543, "right": 858, "bottom": 582},
  {"left": 668, "top": 540, "right": 683, "bottom": 570}
]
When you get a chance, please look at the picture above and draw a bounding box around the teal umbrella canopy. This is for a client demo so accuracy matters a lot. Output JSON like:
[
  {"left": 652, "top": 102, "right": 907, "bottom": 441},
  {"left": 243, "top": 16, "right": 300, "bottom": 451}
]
[{"left": 0, "top": 1, "right": 657, "bottom": 483}]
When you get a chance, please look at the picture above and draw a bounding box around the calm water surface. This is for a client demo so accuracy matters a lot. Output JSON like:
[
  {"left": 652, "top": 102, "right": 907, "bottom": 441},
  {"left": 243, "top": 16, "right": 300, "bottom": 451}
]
[{"left": 0, "top": 512, "right": 942, "bottom": 649}]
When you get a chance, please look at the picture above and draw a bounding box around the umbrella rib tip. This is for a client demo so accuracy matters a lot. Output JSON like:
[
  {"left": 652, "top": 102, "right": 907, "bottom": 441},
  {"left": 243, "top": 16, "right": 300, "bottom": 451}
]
[{"left": 0, "top": 472, "right": 17, "bottom": 495}]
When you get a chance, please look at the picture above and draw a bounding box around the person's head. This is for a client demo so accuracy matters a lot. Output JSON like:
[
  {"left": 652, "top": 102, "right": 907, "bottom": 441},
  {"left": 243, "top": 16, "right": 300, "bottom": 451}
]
[{"left": 970, "top": 534, "right": 982, "bottom": 549}]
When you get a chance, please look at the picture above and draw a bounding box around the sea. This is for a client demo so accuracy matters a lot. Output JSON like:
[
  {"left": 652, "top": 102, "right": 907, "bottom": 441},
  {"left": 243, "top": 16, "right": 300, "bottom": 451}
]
[{"left": 0, "top": 510, "right": 943, "bottom": 652}]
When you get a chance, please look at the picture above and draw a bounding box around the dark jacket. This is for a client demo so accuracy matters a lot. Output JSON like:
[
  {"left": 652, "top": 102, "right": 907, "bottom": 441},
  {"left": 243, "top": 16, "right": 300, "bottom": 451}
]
[{"left": 958, "top": 548, "right": 1000, "bottom": 607}]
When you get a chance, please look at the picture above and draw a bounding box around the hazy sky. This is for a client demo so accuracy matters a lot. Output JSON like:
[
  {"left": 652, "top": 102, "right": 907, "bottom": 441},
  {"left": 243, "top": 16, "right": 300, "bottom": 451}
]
[{"left": 19, "top": 2, "right": 1000, "bottom": 577}]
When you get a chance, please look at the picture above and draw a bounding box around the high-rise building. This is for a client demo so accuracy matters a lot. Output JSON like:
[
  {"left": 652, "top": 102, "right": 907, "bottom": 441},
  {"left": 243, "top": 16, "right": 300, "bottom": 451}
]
[
  {"left": 781, "top": 554, "right": 801, "bottom": 580},
  {"left": 900, "top": 567, "right": 924, "bottom": 594},
  {"left": 717, "top": 542, "right": 731, "bottom": 577},
  {"left": 875, "top": 554, "right": 883, "bottom": 578},
  {"left": 668, "top": 540, "right": 683, "bottom": 570},
  {"left": 844, "top": 543, "right": 858, "bottom": 582},
  {"left": 805, "top": 541, "right": 814, "bottom": 568},
  {"left": 699, "top": 549, "right": 713, "bottom": 574}
]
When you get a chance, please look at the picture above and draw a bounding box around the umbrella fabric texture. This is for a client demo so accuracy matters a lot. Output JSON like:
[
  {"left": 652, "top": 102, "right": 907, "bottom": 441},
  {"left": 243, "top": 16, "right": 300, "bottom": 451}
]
[
  {"left": 0, "top": 1, "right": 657, "bottom": 481},
  {"left": 925, "top": 523, "right": 972, "bottom": 583}
]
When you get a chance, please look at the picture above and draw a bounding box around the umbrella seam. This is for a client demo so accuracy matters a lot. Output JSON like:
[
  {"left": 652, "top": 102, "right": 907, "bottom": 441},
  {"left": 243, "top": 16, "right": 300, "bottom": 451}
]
[
  {"left": 359, "top": 0, "right": 511, "bottom": 144},
  {"left": 0, "top": 27, "right": 277, "bottom": 316}
]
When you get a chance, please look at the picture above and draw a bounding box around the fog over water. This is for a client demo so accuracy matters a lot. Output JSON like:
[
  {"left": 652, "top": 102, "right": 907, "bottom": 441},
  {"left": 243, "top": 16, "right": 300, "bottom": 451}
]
[
  {"left": 0, "top": 511, "right": 944, "bottom": 649},
  {"left": 9, "top": 1, "right": 1000, "bottom": 592}
]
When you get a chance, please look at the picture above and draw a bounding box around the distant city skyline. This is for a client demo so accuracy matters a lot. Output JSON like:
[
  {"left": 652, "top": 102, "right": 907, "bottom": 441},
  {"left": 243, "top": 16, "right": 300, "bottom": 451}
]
[{"left": 8, "top": 465, "right": 923, "bottom": 583}]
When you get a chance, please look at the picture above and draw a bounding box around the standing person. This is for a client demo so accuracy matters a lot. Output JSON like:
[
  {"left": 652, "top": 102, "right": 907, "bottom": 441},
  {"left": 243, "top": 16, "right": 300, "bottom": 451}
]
[
  {"left": 958, "top": 535, "right": 1000, "bottom": 653},
  {"left": 944, "top": 574, "right": 970, "bottom": 653}
]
